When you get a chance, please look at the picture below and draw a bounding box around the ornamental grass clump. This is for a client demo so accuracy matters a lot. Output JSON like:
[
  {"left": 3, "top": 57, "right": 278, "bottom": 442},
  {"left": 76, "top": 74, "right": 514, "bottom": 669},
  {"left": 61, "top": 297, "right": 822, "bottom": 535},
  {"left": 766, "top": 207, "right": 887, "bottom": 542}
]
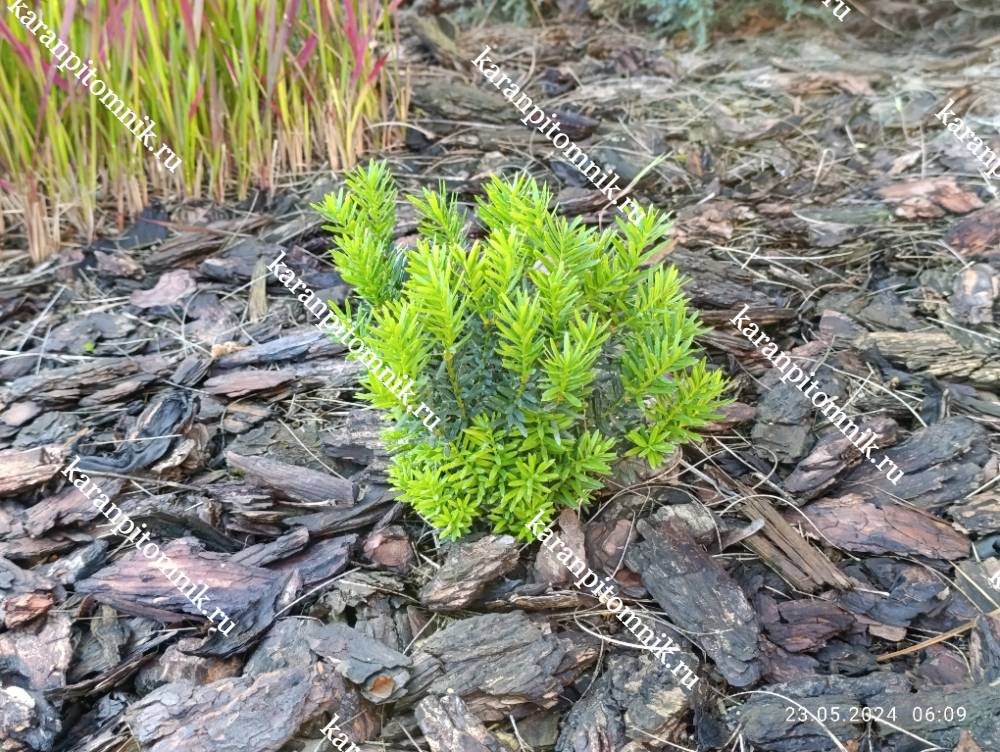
[
  {"left": 1, "top": 0, "right": 404, "bottom": 261},
  {"left": 314, "top": 161, "right": 730, "bottom": 541}
]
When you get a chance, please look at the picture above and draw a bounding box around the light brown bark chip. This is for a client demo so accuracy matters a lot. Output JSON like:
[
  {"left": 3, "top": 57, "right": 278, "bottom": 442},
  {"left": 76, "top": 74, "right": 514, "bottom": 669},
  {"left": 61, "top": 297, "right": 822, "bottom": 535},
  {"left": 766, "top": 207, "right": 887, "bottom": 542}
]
[
  {"left": 203, "top": 369, "right": 295, "bottom": 397},
  {"left": 129, "top": 269, "right": 197, "bottom": 308},
  {"left": 533, "top": 510, "right": 587, "bottom": 586},
  {"left": 0, "top": 446, "right": 66, "bottom": 496},
  {"left": 799, "top": 494, "right": 969, "bottom": 560}
]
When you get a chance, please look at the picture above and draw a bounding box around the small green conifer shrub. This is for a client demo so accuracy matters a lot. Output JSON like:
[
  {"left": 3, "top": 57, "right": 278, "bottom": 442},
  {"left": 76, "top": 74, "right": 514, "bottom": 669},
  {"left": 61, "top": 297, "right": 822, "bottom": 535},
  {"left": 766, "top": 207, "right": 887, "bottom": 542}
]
[{"left": 313, "top": 161, "right": 730, "bottom": 541}]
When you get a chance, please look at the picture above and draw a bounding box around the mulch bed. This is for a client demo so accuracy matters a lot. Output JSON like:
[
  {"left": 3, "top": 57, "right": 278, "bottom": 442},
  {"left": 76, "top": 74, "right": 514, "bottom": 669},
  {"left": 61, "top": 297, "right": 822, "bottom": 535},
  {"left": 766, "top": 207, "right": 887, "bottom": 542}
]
[{"left": 1, "top": 9, "right": 999, "bottom": 752}]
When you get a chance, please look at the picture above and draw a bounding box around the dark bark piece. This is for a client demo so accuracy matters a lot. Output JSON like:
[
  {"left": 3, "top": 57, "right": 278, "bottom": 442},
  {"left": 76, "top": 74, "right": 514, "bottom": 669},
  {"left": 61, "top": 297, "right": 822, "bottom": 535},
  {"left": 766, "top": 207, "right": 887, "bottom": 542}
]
[
  {"left": 879, "top": 685, "right": 1000, "bottom": 751},
  {"left": 124, "top": 665, "right": 339, "bottom": 752},
  {"left": 67, "top": 605, "right": 131, "bottom": 683},
  {"left": 913, "top": 643, "right": 970, "bottom": 687},
  {"left": 0, "top": 534, "right": 76, "bottom": 564},
  {"left": 78, "top": 372, "right": 159, "bottom": 406},
  {"left": 197, "top": 238, "right": 287, "bottom": 283},
  {"left": 3, "top": 353, "right": 177, "bottom": 406},
  {"left": 761, "top": 597, "right": 855, "bottom": 653},
  {"left": 227, "top": 451, "right": 356, "bottom": 504},
  {"left": 554, "top": 654, "right": 627, "bottom": 752},
  {"left": 420, "top": 534, "right": 520, "bottom": 611},
  {"left": 0, "top": 446, "right": 66, "bottom": 496},
  {"left": 784, "top": 417, "right": 897, "bottom": 499},
  {"left": 145, "top": 215, "right": 269, "bottom": 269},
  {"left": 322, "top": 570, "right": 404, "bottom": 615},
  {"left": 951, "top": 490, "right": 1000, "bottom": 534},
  {"left": 0, "top": 611, "right": 73, "bottom": 692},
  {"left": 555, "top": 654, "right": 690, "bottom": 752},
  {"left": 799, "top": 494, "right": 969, "bottom": 560},
  {"left": 734, "top": 693, "right": 860, "bottom": 751},
  {"left": 60, "top": 692, "right": 133, "bottom": 752},
  {"left": 24, "top": 479, "right": 123, "bottom": 537},
  {"left": 57, "top": 624, "right": 175, "bottom": 700},
  {"left": 134, "top": 637, "right": 242, "bottom": 694},
  {"left": 352, "top": 584, "right": 413, "bottom": 654},
  {"left": 305, "top": 622, "right": 412, "bottom": 703},
  {"left": 107, "top": 491, "right": 237, "bottom": 553},
  {"left": 91, "top": 205, "right": 170, "bottom": 251},
  {"left": 969, "top": 612, "right": 1000, "bottom": 684},
  {"left": 230, "top": 526, "right": 310, "bottom": 567},
  {"left": 194, "top": 567, "right": 299, "bottom": 660},
  {"left": 750, "top": 383, "right": 814, "bottom": 463},
  {"left": 261, "top": 244, "right": 342, "bottom": 291},
  {"left": 857, "top": 329, "right": 1000, "bottom": 386},
  {"left": 619, "top": 657, "right": 692, "bottom": 745},
  {"left": 270, "top": 534, "right": 357, "bottom": 587},
  {"left": 625, "top": 513, "right": 762, "bottom": 687},
  {"left": 837, "top": 559, "right": 949, "bottom": 628},
  {"left": 842, "top": 417, "right": 991, "bottom": 509},
  {"left": 548, "top": 108, "right": 600, "bottom": 140},
  {"left": 415, "top": 694, "right": 506, "bottom": 752},
  {"left": 243, "top": 617, "right": 318, "bottom": 676},
  {"left": 214, "top": 327, "right": 343, "bottom": 367},
  {"left": 758, "top": 638, "right": 821, "bottom": 684},
  {"left": 414, "top": 611, "right": 568, "bottom": 721},
  {"left": 669, "top": 252, "right": 789, "bottom": 314},
  {"left": 728, "top": 672, "right": 911, "bottom": 752},
  {"left": 858, "top": 288, "right": 934, "bottom": 329},
  {"left": 817, "top": 309, "right": 866, "bottom": 342},
  {"left": 0, "top": 684, "right": 60, "bottom": 752},
  {"left": 45, "top": 311, "right": 137, "bottom": 353},
  {"left": 284, "top": 487, "right": 396, "bottom": 534},
  {"left": 12, "top": 410, "right": 79, "bottom": 448},
  {"left": 76, "top": 537, "right": 293, "bottom": 657},
  {"left": 74, "top": 390, "right": 196, "bottom": 474},
  {"left": 40, "top": 540, "right": 109, "bottom": 585},
  {"left": 322, "top": 411, "right": 392, "bottom": 477},
  {"left": 552, "top": 631, "right": 602, "bottom": 686},
  {"left": 184, "top": 293, "right": 241, "bottom": 347},
  {"left": 170, "top": 354, "right": 213, "bottom": 386}
]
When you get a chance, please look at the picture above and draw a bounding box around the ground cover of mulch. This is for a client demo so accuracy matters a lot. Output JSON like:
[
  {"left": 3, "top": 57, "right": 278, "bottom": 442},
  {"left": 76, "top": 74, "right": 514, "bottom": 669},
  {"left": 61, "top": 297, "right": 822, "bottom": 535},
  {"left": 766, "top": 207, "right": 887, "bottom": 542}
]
[{"left": 1, "top": 9, "right": 999, "bottom": 752}]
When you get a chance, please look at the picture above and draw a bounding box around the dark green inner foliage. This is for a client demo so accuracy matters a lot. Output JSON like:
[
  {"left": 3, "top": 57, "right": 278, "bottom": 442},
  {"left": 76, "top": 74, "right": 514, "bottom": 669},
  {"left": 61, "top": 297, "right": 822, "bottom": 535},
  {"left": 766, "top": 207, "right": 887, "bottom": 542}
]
[{"left": 313, "top": 162, "right": 730, "bottom": 540}]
